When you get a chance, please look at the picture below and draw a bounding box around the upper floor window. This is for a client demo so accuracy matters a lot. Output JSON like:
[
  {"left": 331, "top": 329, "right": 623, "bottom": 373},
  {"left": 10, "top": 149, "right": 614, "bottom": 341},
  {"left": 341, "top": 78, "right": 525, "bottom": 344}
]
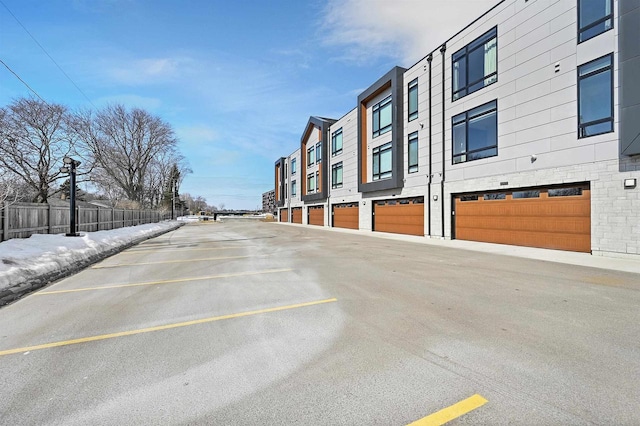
[
  {"left": 578, "top": 0, "right": 613, "bottom": 43},
  {"left": 316, "top": 142, "right": 322, "bottom": 163},
  {"left": 332, "top": 128, "right": 343, "bottom": 156},
  {"left": 307, "top": 146, "right": 315, "bottom": 166},
  {"left": 332, "top": 162, "right": 343, "bottom": 189},
  {"left": 372, "top": 95, "right": 392, "bottom": 138},
  {"left": 578, "top": 53, "right": 613, "bottom": 138},
  {"left": 372, "top": 142, "right": 392, "bottom": 180},
  {"left": 291, "top": 180, "right": 297, "bottom": 197},
  {"left": 408, "top": 132, "right": 418, "bottom": 173},
  {"left": 452, "top": 100, "right": 498, "bottom": 164},
  {"left": 307, "top": 173, "right": 315, "bottom": 193},
  {"left": 291, "top": 158, "right": 296, "bottom": 175},
  {"left": 315, "top": 171, "right": 320, "bottom": 191},
  {"left": 452, "top": 27, "right": 497, "bottom": 101},
  {"left": 408, "top": 79, "right": 418, "bottom": 121}
]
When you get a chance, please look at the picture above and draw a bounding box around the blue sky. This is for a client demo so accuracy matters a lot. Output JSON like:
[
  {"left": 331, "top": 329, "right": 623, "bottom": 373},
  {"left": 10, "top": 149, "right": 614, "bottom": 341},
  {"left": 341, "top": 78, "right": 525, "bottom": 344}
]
[{"left": 0, "top": 0, "right": 496, "bottom": 209}]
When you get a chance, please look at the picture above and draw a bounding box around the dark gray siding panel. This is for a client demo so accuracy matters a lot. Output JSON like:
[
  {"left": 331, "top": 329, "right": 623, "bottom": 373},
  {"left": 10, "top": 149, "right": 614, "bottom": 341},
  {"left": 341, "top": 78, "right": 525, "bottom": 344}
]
[{"left": 620, "top": 0, "right": 640, "bottom": 156}]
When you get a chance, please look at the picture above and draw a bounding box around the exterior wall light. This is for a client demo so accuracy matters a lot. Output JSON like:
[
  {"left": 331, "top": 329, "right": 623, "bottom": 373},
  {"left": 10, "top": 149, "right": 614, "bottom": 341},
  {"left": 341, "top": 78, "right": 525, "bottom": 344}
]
[{"left": 624, "top": 178, "right": 636, "bottom": 189}]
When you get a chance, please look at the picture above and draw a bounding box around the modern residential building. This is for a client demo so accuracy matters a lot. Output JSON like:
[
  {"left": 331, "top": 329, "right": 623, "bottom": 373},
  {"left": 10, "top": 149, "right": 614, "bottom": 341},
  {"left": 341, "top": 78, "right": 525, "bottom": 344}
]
[
  {"left": 261, "top": 189, "right": 276, "bottom": 215},
  {"left": 274, "top": 0, "right": 640, "bottom": 258}
]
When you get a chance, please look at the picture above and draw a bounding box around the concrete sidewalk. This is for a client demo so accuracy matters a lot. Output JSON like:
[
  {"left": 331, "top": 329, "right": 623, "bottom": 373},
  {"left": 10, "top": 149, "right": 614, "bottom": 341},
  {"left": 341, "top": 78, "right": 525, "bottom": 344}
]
[{"left": 274, "top": 222, "right": 640, "bottom": 274}]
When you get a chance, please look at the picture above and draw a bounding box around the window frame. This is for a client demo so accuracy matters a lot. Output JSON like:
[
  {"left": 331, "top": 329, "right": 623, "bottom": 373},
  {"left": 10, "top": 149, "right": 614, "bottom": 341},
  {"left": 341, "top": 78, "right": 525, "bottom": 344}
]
[
  {"left": 451, "top": 99, "right": 498, "bottom": 165},
  {"left": 291, "top": 158, "right": 296, "bottom": 175},
  {"left": 316, "top": 142, "right": 322, "bottom": 163},
  {"left": 307, "top": 146, "right": 315, "bottom": 166},
  {"left": 372, "top": 95, "right": 393, "bottom": 138},
  {"left": 372, "top": 142, "right": 393, "bottom": 181},
  {"left": 291, "top": 180, "right": 297, "bottom": 197},
  {"left": 577, "top": 53, "right": 614, "bottom": 139},
  {"left": 332, "top": 162, "right": 343, "bottom": 189},
  {"left": 315, "top": 170, "right": 320, "bottom": 192},
  {"left": 578, "top": 0, "right": 614, "bottom": 43},
  {"left": 451, "top": 26, "right": 498, "bottom": 102},
  {"left": 408, "top": 131, "right": 419, "bottom": 173},
  {"left": 331, "top": 128, "right": 343, "bottom": 156},
  {"left": 408, "top": 78, "right": 418, "bottom": 122},
  {"left": 307, "top": 173, "right": 315, "bottom": 194}
]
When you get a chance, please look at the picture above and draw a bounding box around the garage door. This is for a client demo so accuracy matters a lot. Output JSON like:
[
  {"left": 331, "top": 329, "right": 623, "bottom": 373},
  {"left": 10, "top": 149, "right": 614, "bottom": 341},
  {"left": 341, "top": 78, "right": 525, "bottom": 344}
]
[
  {"left": 279, "top": 208, "right": 288, "bottom": 222},
  {"left": 291, "top": 207, "right": 302, "bottom": 224},
  {"left": 454, "top": 185, "right": 591, "bottom": 252},
  {"left": 308, "top": 205, "right": 324, "bottom": 226},
  {"left": 332, "top": 203, "right": 359, "bottom": 230},
  {"left": 373, "top": 197, "right": 424, "bottom": 236}
]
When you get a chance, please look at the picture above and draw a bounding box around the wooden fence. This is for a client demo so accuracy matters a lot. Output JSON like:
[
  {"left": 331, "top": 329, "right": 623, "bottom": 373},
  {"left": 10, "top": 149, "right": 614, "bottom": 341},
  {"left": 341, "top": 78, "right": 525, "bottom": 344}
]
[{"left": 0, "top": 202, "right": 172, "bottom": 242}]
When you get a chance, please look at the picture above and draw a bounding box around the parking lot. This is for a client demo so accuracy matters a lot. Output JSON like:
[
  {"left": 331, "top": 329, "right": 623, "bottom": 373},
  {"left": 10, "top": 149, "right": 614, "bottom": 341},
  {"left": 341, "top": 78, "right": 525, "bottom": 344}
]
[{"left": 1, "top": 220, "right": 639, "bottom": 425}]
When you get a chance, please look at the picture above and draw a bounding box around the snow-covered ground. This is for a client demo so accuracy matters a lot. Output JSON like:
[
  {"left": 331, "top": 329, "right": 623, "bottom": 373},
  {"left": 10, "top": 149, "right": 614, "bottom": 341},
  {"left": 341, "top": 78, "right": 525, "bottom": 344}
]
[{"left": 0, "top": 221, "right": 183, "bottom": 297}]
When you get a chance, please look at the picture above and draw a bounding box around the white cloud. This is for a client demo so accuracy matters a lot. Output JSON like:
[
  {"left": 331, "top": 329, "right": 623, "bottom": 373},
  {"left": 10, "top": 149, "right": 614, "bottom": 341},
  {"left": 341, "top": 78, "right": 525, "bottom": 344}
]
[
  {"left": 176, "top": 125, "right": 218, "bottom": 146},
  {"left": 106, "top": 57, "right": 194, "bottom": 85},
  {"left": 320, "top": 0, "right": 499, "bottom": 65},
  {"left": 93, "top": 94, "right": 162, "bottom": 110}
]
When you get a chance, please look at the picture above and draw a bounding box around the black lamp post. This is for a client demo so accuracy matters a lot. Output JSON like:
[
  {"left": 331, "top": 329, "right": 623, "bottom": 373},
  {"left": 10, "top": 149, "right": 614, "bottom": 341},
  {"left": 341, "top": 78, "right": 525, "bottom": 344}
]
[{"left": 60, "top": 156, "right": 81, "bottom": 237}]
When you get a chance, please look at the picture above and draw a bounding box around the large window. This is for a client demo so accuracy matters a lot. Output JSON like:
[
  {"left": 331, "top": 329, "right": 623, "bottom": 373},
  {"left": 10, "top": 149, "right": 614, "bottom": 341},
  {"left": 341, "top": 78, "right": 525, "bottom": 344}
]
[
  {"left": 452, "top": 27, "right": 497, "bottom": 101},
  {"left": 408, "top": 79, "right": 418, "bottom": 121},
  {"left": 332, "top": 162, "right": 343, "bottom": 189},
  {"left": 315, "top": 171, "right": 320, "bottom": 191},
  {"left": 372, "top": 142, "right": 392, "bottom": 180},
  {"left": 452, "top": 100, "right": 498, "bottom": 164},
  {"left": 291, "top": 181, "right": 297, "bottom": 197},
  {"left": 408, "top": 132, "right": 418, "bottom": 173},
  {"left": 578, "top": 54, "right": 613, "bottom": 138},
  {"left": 307, "top": 173, "right": 315, "bottom": 193},
  {"left": 578, "top": 0, "right": 613, "bottom": 43},
  {"left": 372, "top": 96, "right": 392, "bottom": 137},
  {"left": 316, "top": 142, "right": 322, "bottom": 163},
  {"left": 307, "top": 146, "right": 315, "bottom": 166},
  {"left": 332, "top": 128, "right": 343, "bottom": 156},
  {"left": 291, "top": 158, "right": 296, "bottom": 175}
]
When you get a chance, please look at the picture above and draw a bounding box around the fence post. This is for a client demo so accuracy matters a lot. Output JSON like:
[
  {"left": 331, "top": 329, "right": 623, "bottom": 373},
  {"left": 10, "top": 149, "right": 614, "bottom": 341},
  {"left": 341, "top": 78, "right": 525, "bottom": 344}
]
[
  {"left": 48, "top": 203, "right": 54, "bottom": 235},
  {"left": 2, "top": 202, "right": 8, "bottom": 242}
]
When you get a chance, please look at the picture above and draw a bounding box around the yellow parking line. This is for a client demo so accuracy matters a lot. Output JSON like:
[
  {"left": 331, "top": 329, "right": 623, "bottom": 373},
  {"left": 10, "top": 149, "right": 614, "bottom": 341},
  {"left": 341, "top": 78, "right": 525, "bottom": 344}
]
[
  {"left": 36, "top": 269, "right": 293, "bottom": 295},
  {"left": 124, "top": 246, "right": 256, "bottom": 254},
  {"left": 92, "top": 255, "right": 263, "bottom": 269},
  {"left": 0, "top": 298, "right": 338, "bottom": 356},
  {"left": 407, "top": 394, "right": 488, "bottom": 426}
]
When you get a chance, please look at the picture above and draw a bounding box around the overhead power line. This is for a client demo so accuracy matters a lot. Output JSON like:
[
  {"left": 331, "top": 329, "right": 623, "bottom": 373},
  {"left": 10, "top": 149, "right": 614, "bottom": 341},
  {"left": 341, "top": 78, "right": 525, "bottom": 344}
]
[
  {"left": 0, "top": 58, "right": 49, "bottom": 104},
  {"left": 0, "top": 0, "right": 97, "bottom": 109}
]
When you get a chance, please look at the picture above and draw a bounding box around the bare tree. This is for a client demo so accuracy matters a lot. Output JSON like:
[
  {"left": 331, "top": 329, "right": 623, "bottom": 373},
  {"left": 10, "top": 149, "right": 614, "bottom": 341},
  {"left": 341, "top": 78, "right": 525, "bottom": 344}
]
[
  {"left": 0, "top": 169, "right": 20, "bottom": 209},
  {"left": 0, "top": 98, "right": 77, "bottom": 202},
  {"left": 76, "top": 105, "right": 179, "bottom": 207}
]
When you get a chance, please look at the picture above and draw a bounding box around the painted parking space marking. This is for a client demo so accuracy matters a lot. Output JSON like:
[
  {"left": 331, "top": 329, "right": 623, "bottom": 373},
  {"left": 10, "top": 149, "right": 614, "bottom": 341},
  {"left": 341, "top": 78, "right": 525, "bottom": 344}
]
[
  {"left": 36, "top": 269, "right": 293, "bottom": 295},
  {"left": 124, "top": 245, "right": 257, "bottom": 254},
  {"left": 407, "top": 394, "right": 488, "bottom": 426},
  {"left": 0, "top": 298, "right": 338, "bottom": 356},
  {"left": 91, "top": 255, "right": 267, "bottom": 269}
]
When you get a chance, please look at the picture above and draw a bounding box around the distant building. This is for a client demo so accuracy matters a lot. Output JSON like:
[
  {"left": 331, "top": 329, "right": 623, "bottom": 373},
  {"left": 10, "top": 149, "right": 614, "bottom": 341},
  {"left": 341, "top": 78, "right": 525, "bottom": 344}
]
[{"left": 262, "top": 189, "right": 276, "bottom": 214}]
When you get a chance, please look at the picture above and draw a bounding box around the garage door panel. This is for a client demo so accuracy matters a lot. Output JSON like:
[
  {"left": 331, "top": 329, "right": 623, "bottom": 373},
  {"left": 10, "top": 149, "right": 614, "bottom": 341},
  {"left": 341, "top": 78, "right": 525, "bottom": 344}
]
[
  {"left": 280, "top": 209, "right": 288, "bottom": 222},
  {"left": 308, "top": 207, "right": 324, "bottom": 226},
  {"left": 455, "top": 186, "right": 591, "bottom": 252},
  {"left": 373, "top": 199, "right": 424, "bottom": 236},
  {"left": 292, "top": 208, "right": 302, "bottom": 224},
  {"left": 333, "top": 204, "right": 359, "bottom": 229}
]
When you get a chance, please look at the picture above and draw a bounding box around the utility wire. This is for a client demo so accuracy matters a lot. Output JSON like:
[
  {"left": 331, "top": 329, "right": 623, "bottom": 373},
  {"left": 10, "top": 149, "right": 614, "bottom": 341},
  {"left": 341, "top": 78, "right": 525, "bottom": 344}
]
[
  {"left": 0, "top": 58, "right": 49, "bottom": 104},
  {"left": 0, "top": 0, "right": 97, "bottom": 109}
]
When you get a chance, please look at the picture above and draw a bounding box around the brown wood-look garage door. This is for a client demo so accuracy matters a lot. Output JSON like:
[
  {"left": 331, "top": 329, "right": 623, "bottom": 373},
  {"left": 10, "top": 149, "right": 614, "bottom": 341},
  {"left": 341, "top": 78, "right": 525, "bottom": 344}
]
[
  {"left": 279, "top": 208, "right": 288, "bottom": 222},
  {"left": 454, "top": 185, "right": 591, "bottom": 252},
  {"left": 291, "top": 207, "right": 302, "bottom": 224},
  {"left": 308, "top": 206, "right": 324, "bottom": 226},
  {"left": 332, "top": 203, "right": 359, "bottom": 229},
  {"left": 373, "top": 197, "right": 424, "bottom": 236}
]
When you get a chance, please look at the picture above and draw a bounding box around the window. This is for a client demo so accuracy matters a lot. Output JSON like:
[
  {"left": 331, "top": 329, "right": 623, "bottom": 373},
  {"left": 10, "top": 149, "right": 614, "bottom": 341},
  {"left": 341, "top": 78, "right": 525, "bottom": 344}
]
[
  {"left": 316, "top": 142, "right": 322, "bottom": 163},
  {"left": 513, "top": 190, "right": 540, "bottom": 199},
  {"left": 332, "top": 128, "right": 343, "bottom": 156},
  {"left": 460, "top": 195, "right": 479, "bottom": 201},
  {"left": 315, "top": 171, "right": 320, "bottom": 191},
  {"left": 452, "top": 100, "right": 498, "bottom": 164},
  {"left": 578, "top": 54, "right": 613, "bottom": 138},
  {"left": 332, "top": 162, "right": 343, "bottom": 188},
  {"left": 408, "top": 79, "right": 418, "bottom": 121},
  {"left": 484, "top": 193, "right": 506, "bottom": 200},
  {"left": 307, "top": 173, "right": 315, "bottom": 193},
  {"left": 452, "top": 27, "right": 497, "bottom": 101},
  {"left": 372, "top": 95, "right": 392, "bottom": 137},
  {"left": 285, "top": 183, "right": 288, "bottom": 198},
  {"left": 291, "top": 158, "right": 296, "bottom": 175},
  {"left": 307, "top": 146, "right": 315, "bottom": 166},
  {"left": 408, "top": 132, "right": 418, "bottom": 173},
  {"left": 291, "top": 181, "right": 297, "bottom": 197},
  {"left": 578, "top": 0, "right": 613, "bottom": 43},
  {"left": 548, "top": 187, "right": 583, "bottom": 197},
  {"left": 372, "top": 142, "right": 392, "bottom": 180}
]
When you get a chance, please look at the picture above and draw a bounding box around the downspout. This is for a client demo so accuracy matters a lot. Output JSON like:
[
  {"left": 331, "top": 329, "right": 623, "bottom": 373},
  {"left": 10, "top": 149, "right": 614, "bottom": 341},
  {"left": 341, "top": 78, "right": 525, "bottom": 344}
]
[
  {"left": 427, "top": 53, "right": 433, "bottom": 237},
  {"left": 440, "top": 44, "right": 446, "bottom": 239}
]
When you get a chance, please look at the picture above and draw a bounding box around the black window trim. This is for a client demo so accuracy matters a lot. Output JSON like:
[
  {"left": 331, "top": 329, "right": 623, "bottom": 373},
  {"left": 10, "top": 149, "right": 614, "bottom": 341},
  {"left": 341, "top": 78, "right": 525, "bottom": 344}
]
[
  {"left": 291, "top": 158, "right": 296, "bottom": 175},
  {"left": 307, "top": 146, "right": 315, "bottom": 167},
  {"left": 331, "top": 128, "right": 343, "bottom": 156},
  {"left": 372, "top": 141, "right": 393, "bottom": 181},
  {"left": 408, "top": 131, "right": 419, "bottom": 174},
  {"left": 408, "top": 78, "right": 418, "bottom": 122},
  {"left": 451, "top": 26, "right": 498, "bottom": 102},
  {"left": 577, "top": 0, "right": 614, "bottom": 44},
  {"left": 332, "top": 161, "right": 343, "bottom": 189},
  {"left": 307, "top": 173, "right": 315, "bottom": 193},
  {"left": 372, "top": 95, "right": 393, "bottom": 138},
  {"left": 577, "top": 52, "right": 614, "bottom": 139},
  {"left": 451, "top": 99, "right": 498, "bottom": 165},
  {"left": 316, "top": 142, "right": 322, "bottom": 163}
]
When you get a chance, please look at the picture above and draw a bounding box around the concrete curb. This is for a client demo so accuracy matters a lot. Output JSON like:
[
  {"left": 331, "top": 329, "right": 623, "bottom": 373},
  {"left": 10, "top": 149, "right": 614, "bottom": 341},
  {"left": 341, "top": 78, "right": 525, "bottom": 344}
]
[{"left": 0, "top": 222, "right": 185, "bottom": 307}]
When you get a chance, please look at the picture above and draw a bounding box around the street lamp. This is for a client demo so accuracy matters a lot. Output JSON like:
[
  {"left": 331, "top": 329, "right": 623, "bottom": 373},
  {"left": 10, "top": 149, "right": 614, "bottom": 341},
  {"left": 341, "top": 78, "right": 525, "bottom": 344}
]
[{"left": 60, "top": 156, "right": 81, "bottom": 237}]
